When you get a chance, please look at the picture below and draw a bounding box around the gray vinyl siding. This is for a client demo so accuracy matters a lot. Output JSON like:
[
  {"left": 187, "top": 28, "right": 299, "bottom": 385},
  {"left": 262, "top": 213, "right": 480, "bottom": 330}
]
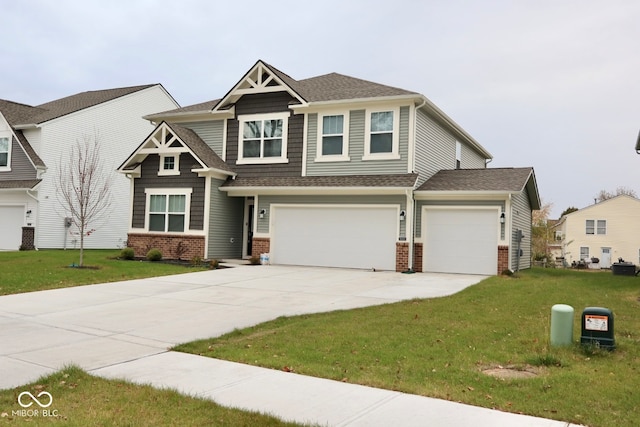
[
  {"left": 131, "top": 153, "right": 205, "bottom": 230},
  {"left": 180, "top": 120, "right": 225, "bottom": 158},
  {"left": 414, "top": 109, "right": 455, "bottom": 186},
  {"left": 414, "top": 109, "right": 488, "bottom": 187},
  {"left": 415, "top": 200, "right": 506, "bottom": 238},
  {"left": 305, "top": 106, "right": 410, "bottom": 176},
  {"left": 225, "top": 92, "right": 303, "bottom": 176},
  {"left": 511, "top": 191, "right": 533, "bottom": 270},
  {"left": 256, "top": 194, "right": 406, "bottom": 237},
  {"left": 207, "top": 179, "right": 243, "bottom": 259},
  {"left": 1, "top": 137, "right": 38, "bottom": 180}
]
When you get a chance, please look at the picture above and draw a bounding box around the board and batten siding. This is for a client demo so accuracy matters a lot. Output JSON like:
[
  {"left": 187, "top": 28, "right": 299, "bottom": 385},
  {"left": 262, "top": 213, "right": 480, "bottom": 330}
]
[
  {"left": 305, "top": 106, "right": 410, "bottom": 176},
  {"left": 415, "top": 200, "right": 506, "bottom": 238},
  {"left": 180, "top": 120, "right": 225, "bottom": 158},
  {"left": 207, "top": 178, "right": 244, "bottom": 259},
  {"left": 511, "top": 191, "right": 532, "bottom": 270},
  {"left": 256, "top": 194, "right": 406, "bottom": 237},
  {"left": 131, "top": 153, "right": 205, "bottom": 231},
  {"left": 35, "top": 85, "right": 179, "bottom": 248}
]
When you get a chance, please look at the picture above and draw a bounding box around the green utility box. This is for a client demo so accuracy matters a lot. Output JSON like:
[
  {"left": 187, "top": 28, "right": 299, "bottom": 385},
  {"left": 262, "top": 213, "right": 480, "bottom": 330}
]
[{"left": 581, "top": 307, "right": 615, "bottom": 350}]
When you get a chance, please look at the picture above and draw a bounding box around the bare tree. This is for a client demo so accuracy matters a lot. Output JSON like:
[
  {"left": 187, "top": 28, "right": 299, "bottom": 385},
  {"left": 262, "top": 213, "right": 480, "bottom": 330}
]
[
  {"left": 56, "top": 134, "right": 113, "bottom": 267},
  {"left": 531, "top": 199, "right": 554, "bottom": 260},
  {"left": 594, "top": 186, "right": 637, "bottom": 203}
]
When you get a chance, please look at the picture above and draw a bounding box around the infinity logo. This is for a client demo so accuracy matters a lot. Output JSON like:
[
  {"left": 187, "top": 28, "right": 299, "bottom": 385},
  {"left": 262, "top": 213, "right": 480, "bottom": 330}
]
[{"left": 17, "top": 391, "right": 53, "bottom": 408}]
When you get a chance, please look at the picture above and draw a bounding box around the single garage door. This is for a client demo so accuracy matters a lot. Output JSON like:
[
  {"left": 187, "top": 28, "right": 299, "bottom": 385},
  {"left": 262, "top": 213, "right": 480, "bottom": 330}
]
[
  {"left": 0, "top": 206, "right": 24, "bottom": 251},
  {"left": 423, "top": 208, "right": 498, "bottom": 275},
  {"left": 271, "top": 205, "right": 398, "bottom": 270}
]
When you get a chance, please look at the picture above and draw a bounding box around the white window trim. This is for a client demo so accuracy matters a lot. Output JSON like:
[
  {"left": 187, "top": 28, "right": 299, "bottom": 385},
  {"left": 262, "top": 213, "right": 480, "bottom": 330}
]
[
  {"left": 158, "top": 154, "right": 180, "bottom": 176},
  {"left": 237, "top": 112, "right": 290, "bottom": 165},
  {"left": 315, "top": 111, "right": 350, "bottom": 162},
  {"left": 585, "top": 219, "right": 595, "bottom": 235},
  {"left": 597, "top": 219, "right": 607, "bottom": 235},
  {"left": 363, "top": 107, "right": 400, "bottom": 161},
  {"left": 0, "top": 134, "right": 11, "bottom": 171},
  {"left": 144, "top": 188, "right": 192, "bottom": 233}
]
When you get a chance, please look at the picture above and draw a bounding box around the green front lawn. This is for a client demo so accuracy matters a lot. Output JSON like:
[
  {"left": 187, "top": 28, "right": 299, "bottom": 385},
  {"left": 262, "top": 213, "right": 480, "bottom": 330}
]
[
  {"left": 0, "top": 250, "right": 206, "bottom": 295},
  {"left": 0, "top": 366, "right": 304, "bottom": 426},
  {"left": 175, "top": 268, "right": 640, "bottom": 427}
]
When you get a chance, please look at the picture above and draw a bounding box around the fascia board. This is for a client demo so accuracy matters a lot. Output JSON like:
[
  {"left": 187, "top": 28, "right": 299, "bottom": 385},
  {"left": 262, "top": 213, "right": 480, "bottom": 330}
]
[
  {"left": 220, "top": 186, "right": 410, "bottom": 197},
  {"left": 290, "top": 94, "right": 420, "bottom": 113},
  {"left": 413, "top": 190, "right": 511, "bottom": 201}
]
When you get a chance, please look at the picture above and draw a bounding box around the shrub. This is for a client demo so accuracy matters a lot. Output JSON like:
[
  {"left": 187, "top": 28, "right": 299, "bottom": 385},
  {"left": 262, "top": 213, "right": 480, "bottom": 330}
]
[
  {"left": 208, "top": 259, "right": 219, "bottom": 270},
  {"left": 190, "top": 256, "right": 203, "bottom": 267},
  {"left": 120, "top": 247, "right": 135, "bottom": 260},
  {"left": 146, "top": 248, "right": 163, "bottom": 262},
  {"left": 249, "top": 255, "right": 261, "bottom": 265}
]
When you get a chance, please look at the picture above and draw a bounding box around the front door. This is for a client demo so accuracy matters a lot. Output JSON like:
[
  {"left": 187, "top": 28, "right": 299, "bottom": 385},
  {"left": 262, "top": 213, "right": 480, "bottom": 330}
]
[
  {"left": 600, "top": 248, "right": 612, "bottom": 269},
  {"left": 243, "top": 199, "right": 254, "bottom": 258}
]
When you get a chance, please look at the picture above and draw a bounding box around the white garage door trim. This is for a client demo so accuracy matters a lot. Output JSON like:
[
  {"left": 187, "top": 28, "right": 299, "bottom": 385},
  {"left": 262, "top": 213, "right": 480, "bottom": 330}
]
[
  {"left": 422, "top": 206, "right": 499, "bottom": 275},
  {"left": 0, "top": 205, "right": 25, "bottom": 251},
  {"left": 270, "top": 204, "right": 399, "bottom": 270}
]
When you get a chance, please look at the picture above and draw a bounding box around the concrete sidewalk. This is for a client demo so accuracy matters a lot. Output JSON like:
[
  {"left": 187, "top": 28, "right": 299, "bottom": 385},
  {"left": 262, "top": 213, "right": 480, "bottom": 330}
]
[{"left": 1, "top": 265, "right": 580, "bottom": 426}]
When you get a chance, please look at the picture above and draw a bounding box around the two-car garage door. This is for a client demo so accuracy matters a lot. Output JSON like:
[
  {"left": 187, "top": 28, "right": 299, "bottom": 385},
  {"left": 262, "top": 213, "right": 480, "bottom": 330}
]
[
  {"left": 423, "top": 208, "right": 498, "bottom": 275},
  {"left": 270, "top": 206, "right": 397, "bottom": 271},
  {"left": 0, "top": 206, "right": 24, "bottom": 251}
]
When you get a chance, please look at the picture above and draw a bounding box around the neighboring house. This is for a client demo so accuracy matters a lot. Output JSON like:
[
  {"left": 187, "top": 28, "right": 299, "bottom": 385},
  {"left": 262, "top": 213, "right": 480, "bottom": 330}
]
[
  {"left": 554, "top": 195, "right": 640, "bottom": 268},
  {"left": 0, "top": 85, "right": 179, "bottom": 250},
  {"left": 118, "top": 60, "right": 540, "bottom": 274}
]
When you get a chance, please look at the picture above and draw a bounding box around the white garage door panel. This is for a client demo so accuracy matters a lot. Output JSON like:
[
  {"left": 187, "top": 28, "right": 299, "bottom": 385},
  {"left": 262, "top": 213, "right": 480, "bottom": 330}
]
[
  {"left": 0, "top": 206, "right": 24, "bottom": 251},
  {"left": 424, "top": 209, "right": 498, "bottom": 275},
  {"left": 272, "top": 206, "right": 397, "bottom": 270}
]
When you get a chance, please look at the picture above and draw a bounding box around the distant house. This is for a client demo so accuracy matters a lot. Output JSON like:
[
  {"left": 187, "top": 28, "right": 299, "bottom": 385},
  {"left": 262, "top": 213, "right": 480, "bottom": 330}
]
[
  {"left": 554, "top": 195, "right": 640, "bottom": 268},
  {"left": 118, "top": 60, "right": 540, "bottom": 274},
  {"left": 0, "top": 85, "right": 179, "bottom": 250}
]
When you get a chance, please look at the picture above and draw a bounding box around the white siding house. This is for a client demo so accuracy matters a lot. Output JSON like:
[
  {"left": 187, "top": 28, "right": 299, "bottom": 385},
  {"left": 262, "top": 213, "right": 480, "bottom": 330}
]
[{"left": 556, "top": 195, "right": 640, "bottom": 268}]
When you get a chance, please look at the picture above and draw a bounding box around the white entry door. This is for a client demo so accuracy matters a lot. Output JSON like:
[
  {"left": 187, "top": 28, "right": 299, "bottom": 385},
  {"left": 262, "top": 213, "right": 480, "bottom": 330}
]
[{"left": 600, "top": 248, "right": 612, "bottom": 269}]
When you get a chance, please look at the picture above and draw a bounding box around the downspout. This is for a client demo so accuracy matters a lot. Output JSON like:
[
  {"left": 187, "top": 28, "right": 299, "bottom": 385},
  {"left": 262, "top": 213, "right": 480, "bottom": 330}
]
[{"left": 405, "top": 188, "right": 415, "bottom": 273}]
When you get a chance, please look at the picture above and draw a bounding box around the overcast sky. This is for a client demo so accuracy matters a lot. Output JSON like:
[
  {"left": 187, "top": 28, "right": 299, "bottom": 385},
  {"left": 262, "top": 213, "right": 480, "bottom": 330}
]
[{"left": 3, "top": 0, "right": 639, "bottom": 217}]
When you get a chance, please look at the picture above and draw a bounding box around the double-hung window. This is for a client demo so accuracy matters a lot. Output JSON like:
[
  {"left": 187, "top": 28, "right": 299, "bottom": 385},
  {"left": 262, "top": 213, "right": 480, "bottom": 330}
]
[
  {"left": 146, "top": 189, "right": 191, "bottom": 233},
  {"left": 0, "top": 136, "right": 10, "bottom": 169},
  {"left": 364, "top": 108, "right": 400, "bottom": 160},
  {"left": 238, "top": 113, "right": 289, "bottom": 164},
  {"left": 316, "top": 112, "right": 349, "bottom": 161},
  {"left": 597, "top": 220, "right": 606, "bottom": 235},
  {"left": 585, "top": 220, "right": 595, "bottom": 235},
  {"left": 580, "top": 247, "right": 589, "bottom": 261},
  {"left": 586, "top": 219, "right": 607, "bottom": 235}
]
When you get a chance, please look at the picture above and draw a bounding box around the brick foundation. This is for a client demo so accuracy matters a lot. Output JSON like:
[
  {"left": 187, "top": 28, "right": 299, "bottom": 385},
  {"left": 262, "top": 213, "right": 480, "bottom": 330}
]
[
  {"left": 413, "top": 243, "right": 423, "bottom": 272},
  {"left": 498, "top": 245, "right": 509, "bottom": 274},
  {"left": 252, "top": 237, "right": 270, "bottom": 259},
  {"left": 127, "top": 233, "right": 205, "bottom": 260},
  {"left": 21, "top": 227, "right": 35, "bottom": 250},
  {"left": 396, "top": 242, "right": 409, "bottom": 272}
]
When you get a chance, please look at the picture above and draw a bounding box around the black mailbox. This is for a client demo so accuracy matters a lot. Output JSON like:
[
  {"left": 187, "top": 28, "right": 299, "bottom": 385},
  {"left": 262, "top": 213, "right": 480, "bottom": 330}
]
[{"left": 581, "top": 307, "right": 615, "bottom": 350}]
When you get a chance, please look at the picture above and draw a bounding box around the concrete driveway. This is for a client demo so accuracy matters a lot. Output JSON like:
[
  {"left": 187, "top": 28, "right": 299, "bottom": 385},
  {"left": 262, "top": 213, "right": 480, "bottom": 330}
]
[{"left": 1, "top": 265, "right": 484, "bottom": 390}]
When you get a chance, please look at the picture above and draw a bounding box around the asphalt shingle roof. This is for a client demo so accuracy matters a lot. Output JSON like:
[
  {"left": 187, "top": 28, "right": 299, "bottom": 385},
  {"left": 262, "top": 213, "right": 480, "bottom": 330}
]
[
  {"left": 221, "top": 174, "right": 418, "bottom": 188},
  {"left": 0, "top": 179, "right": 42, "bottom": 189},
  {"left": 165, "top": 122, "right": 235, "bottom": 174},
  {"left": 417, "top": 168, "right": 534, "bottom": 192}
]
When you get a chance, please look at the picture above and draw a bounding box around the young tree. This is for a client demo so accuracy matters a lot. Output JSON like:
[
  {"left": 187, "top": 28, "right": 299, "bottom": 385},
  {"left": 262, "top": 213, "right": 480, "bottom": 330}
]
[
  {"left": 594, "top": 186, "right": 637, "bottom": 202},
  {"left": 531, "top": 199, "right": 554, "bottom": 260},
  {"left": 56, "top": 134, "right": 113, "bottom": 267}
]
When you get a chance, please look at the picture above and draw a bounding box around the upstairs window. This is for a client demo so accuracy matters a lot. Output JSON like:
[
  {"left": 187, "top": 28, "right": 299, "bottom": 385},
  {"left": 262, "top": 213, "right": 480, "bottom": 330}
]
[
  {"left": 0, "top": 136, "right": 10, "bottom": 169},
  {"left": 364, "top": 108, "right": 399, "bottom": 160},
  {"left": 586, "top": 219, "right": 607, "bottom": 235},
  {"left": 158, "top": 154, "right": 180, "bottom": 176},
  {"left": 146, "top": 189, "right": 191, "bottom": 233},
  {"left": 455, "top": 141, "right": 462, "bottom": 169},
  {"left": 597, "top": 220, "right": 607, "bottom": 235},
  {"left": 585, "top": 220, "right": 595, "bottom": 235},
  {"left": 237, "top": 113, "right": 289, "bottom": 164},
  {"left": 316, "top": 112, "right": 350, "bottom": 161}
]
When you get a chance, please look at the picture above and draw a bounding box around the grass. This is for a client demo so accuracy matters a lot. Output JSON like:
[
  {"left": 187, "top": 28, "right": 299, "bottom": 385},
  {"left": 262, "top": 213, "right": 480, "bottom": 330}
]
[
  {"left": 0, "top": 250, "right": 206, "bottom": 295},
  {"left": 175, "top": 268, "right": 640, "bottom": 427},
  {"left": 0, "top": 366, "right": 304, "bottom": 426}
]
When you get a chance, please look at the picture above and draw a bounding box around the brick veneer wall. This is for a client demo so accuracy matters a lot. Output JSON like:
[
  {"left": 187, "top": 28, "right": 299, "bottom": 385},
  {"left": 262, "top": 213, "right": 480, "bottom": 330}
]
[
  {"left": 128, "top": 233, "right": 205, "bottom": 260},
  {"left": 396, "top": 242, "right": 409, "bottom": 272},
  {"left": 413, "top": 243, "right": 423, "bottom": 272},
  {"left": 252, "top": 237, "right": 270, "bottom": 258},
  {"left": 498, "top": 245, "right": 509, "bottom": 274}
]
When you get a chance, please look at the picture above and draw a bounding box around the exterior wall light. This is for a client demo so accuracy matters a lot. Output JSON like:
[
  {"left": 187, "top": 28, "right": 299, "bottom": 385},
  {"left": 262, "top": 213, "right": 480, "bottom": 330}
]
[
  {"left": 500, "top": 212, "right": 506, "bottom": 224},
  {"left": 259, "top": 209, "right": 267, "bottom": 219},
  {"left": 635, "top": 129, "right": 640, "bottom": 154},
  {"left": 399, "top": 210, "right": 406, "bottom": 221}
]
